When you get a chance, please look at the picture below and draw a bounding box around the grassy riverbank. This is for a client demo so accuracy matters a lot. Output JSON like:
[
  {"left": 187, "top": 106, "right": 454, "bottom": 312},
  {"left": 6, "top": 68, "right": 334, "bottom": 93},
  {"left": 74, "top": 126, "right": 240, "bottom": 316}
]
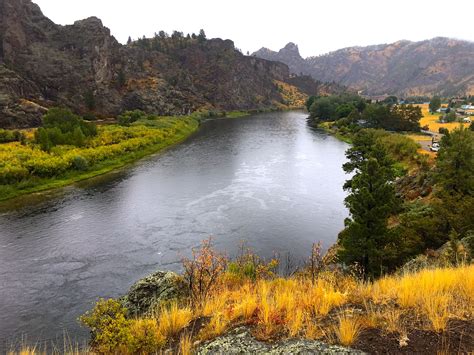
[
  {"left": 0, "top": 106, "right": 305, "bottom": 203},
  {"left": 313, "top": 120, "right": 429, "bottom": 174},
  {"left": 0, "top": 116, "right": 199, "bottom": 202}
]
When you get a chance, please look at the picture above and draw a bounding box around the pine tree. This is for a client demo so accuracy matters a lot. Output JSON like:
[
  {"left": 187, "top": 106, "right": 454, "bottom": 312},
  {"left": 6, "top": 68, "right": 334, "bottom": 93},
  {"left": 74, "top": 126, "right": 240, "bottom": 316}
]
[
  {"left": 198, "top": 29, "right": 206, "bottom": 43},
  {"left": 436, "top": 126, "right": 474, "bottom": 196},
  {"left": 435, "top": 126, "right": 474, "bottom": 237},
  {"left": 429, "top": 96, "right": 441, "bottom": 113},
  {"left": 338, "top": 130, "right": 399, "bottom": 278}
]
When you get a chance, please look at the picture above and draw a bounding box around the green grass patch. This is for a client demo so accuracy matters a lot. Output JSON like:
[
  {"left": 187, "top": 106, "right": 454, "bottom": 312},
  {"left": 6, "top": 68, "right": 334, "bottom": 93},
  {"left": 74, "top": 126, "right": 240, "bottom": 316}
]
[{"left": 225, "top": 111, "right": 251, "bottom": 118}]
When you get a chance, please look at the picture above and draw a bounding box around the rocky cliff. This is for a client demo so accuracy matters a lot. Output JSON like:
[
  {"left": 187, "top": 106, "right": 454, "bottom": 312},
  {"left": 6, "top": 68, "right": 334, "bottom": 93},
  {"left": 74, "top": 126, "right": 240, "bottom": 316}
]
[
  {"left": 254, "top": 38, "right": 474, "bottom": 97},
  {"left": 0, "top": 0, "right": 329, "bottom": 128}
]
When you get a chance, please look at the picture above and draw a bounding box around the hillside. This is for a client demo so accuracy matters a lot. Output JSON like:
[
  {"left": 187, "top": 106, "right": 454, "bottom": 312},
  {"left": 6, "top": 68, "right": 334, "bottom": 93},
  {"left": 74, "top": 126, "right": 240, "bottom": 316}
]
[
  {"left": 254, "top": 38, "right": 474, "bottom": 97},
  {"left": 0, "top": 0, "right": 333, "bottom": 128}
]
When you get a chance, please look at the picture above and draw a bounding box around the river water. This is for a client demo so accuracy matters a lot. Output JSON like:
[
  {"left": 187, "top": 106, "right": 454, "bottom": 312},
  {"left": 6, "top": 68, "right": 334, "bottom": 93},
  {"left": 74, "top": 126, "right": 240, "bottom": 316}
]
[{"left": 0, "top": 111, "right": 349, "bottom": 347}]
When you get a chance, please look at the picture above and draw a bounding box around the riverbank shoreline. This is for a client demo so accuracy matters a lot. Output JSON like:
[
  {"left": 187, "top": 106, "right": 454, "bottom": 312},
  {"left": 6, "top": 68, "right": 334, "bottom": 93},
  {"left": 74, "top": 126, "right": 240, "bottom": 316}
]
[
  {"left": 0, "top": 119, "right": 199, "bottom": 203},
  {"left": 1, "top": 107, "right": 305, "bottom": 204}
]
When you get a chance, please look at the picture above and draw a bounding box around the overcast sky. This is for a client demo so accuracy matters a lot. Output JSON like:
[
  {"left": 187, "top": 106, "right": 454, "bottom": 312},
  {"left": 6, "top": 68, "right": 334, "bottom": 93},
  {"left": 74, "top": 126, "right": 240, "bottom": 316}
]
[{"left": 34, "top": 0, "right": 474, "bottom": 58}]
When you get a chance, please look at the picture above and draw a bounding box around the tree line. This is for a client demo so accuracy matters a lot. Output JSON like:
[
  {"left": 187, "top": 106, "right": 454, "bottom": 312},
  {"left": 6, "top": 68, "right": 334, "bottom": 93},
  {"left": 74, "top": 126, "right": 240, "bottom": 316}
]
[
  {"left": 130, "top": 29, "right": 207, "bottom": 53},
  {"left": 306, "top": 94, "right": 422, "bottom": 132}
]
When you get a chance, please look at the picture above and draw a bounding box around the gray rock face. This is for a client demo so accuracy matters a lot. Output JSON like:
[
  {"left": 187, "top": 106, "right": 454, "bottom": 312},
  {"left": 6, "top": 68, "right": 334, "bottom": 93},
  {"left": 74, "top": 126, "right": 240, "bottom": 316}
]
[
  {"left": 198, "top": 327, "right": 365, "bottom": 354},
  {"left": 0, "top": 0, "right": 334, "bottom": 128},
  {"left": 121, "top": 270, "right": 188, "bottom": 317},
  {"left": 254, "top": 38, "right": 474, "bottom": 97}
]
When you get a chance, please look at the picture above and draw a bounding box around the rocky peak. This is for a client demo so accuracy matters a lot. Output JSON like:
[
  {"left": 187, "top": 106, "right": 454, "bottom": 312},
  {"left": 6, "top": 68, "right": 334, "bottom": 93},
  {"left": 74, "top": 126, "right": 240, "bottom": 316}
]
[
  {"left": 280, "top": 42, "right": 300, "bottom": 55},
  {"left": 253, "top": 42, "right": 309, "bottom": 76},
  {"left": 74, "top": 16, "right": 103, "bottom": 27}
]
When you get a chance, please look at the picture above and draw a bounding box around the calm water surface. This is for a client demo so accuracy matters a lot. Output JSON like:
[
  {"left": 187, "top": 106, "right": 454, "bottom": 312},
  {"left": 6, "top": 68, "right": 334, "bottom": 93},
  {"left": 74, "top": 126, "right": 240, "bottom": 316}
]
[{"left": 0, "top": 111, "right": 349, "bottom": 347}]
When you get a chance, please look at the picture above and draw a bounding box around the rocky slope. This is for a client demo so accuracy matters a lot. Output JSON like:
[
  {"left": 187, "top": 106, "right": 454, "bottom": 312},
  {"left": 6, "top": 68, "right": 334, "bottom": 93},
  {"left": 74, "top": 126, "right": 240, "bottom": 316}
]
[
  {"left": 254, "top": 38, "right": 474, "bottom": 97},
  {"left": 0, "top": 0, "right": 331, "bottom": 128}
]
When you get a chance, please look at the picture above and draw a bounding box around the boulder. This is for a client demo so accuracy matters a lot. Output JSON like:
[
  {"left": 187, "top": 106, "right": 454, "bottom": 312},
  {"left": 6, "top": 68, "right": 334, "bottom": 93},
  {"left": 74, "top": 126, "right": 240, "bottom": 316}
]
[{"left": 121, "top": 270, "right": 188, "bottom": 316}]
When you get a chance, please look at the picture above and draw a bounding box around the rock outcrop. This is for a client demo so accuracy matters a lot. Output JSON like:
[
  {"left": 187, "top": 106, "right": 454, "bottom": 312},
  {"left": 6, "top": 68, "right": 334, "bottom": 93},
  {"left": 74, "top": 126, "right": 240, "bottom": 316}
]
[
  {"left": 0, "top": 0, "right": 335, "bottom": 128},
  {"left": 254, "top": 38, "right": 474, "bottom": 97},
  {"left": 197, "top": 327, "right": 364, "bottom": 354},
  {"left": 401, "top": 236, "right": 474, "bottom": 273},
  {"left": 121, "top": 270, "right": 188, "bottom": 316}
]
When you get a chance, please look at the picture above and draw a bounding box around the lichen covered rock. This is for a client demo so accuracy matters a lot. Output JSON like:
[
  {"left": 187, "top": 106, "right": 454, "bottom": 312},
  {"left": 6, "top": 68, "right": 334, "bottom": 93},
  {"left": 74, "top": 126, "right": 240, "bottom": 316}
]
[
  {"left": 121, "top": 270, "right": 188, "bottom": 316},
  {"left": 197, "top": 327, "right": 365, "bottom": 354}
]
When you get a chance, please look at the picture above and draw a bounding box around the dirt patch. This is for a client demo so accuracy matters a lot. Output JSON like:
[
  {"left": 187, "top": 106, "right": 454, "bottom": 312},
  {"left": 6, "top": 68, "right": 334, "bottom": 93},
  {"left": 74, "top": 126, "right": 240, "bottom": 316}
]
[{"left": 353, "top": 319, "right": 474, "bottom": 354}]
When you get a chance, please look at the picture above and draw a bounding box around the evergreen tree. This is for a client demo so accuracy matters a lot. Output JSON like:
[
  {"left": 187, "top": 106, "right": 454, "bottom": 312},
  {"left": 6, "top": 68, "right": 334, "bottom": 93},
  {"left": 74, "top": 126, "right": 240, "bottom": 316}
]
[
  {"left": 338, "top": 130, "right": 399, "bottom": 278},
  {"left": 127, "top": 36, "right": 132, "bottom": 45},
  {"left": 35, "top": 127, "right": 52, "bottom": 152},
  {"left": 435, "top": 126, "right": 474, "bottom": 237},
  {"left": 198, "top": 29, "right": 206, "bottom": 43},
  {"left": 436, "top": 126, "right": 474, "bottom": 195},
  {"left": 429, "top": 96, "right": 442, "bottom": 113}
]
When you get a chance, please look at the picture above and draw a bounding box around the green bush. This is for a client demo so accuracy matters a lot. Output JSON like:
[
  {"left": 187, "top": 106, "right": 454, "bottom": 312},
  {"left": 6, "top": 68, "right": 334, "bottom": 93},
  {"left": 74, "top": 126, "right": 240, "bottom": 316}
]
[
  {"left": 439, "top": 127, "right": 449, "bottom": 135},
  {"left": 35, "top": 108, "right": 97, "bottom": 150},
  {"left": 378, "top": 134, "right": 419, "bottom": 161},
  {"left": 227, "top": 261, "right": 258, "bottom": 281},
  {"left": 43, "top": 108, "right": 97, "bottom": 137},
  {"left": 118, "top": 110, "right": 148, "bottom": 126},
  {"left": 80, "top": 299, "right": 133, "bottom": 354},
  {"left": 0, "top": 129, "right": 25, "bottom": 144},
  {"left": 71, "top": 155, "right": 89, "bottom": 171}
]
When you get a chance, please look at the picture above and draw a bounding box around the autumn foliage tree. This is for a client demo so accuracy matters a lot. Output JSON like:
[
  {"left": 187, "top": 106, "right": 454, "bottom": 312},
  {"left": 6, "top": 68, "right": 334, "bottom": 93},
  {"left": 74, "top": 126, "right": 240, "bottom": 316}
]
[{"left": 182, "top": 238, "right": 227, "bottom": 306}]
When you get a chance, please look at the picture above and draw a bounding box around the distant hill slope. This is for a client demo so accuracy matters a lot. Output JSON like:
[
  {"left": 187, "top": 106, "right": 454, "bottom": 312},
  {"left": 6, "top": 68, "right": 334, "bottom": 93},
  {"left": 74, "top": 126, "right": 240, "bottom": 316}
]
[
  {"left": 0, "top": 0, "right": 341, "bottom": 128},
  {"left": 254, "top": 38, "right": 474, "bottom": 97}
]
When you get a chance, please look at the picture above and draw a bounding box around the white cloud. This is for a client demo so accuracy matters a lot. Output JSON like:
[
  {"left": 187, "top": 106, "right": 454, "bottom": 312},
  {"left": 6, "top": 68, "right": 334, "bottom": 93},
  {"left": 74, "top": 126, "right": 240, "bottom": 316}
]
[{"left": 33, "top": 0, "right": 474, "bottom": 57}]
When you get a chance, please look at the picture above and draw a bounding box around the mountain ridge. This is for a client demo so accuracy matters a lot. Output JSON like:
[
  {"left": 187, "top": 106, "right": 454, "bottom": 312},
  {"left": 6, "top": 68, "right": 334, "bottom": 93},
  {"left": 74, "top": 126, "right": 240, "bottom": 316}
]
[{"left": 253, "top": 37, "right": 474, "bottom": 97}]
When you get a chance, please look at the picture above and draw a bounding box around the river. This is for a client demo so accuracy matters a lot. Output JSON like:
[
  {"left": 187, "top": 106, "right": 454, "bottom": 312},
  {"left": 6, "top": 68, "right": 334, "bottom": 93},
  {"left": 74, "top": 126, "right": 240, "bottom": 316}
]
[{"left": 0, "top": 110, "right": 349, "bottom": 348}]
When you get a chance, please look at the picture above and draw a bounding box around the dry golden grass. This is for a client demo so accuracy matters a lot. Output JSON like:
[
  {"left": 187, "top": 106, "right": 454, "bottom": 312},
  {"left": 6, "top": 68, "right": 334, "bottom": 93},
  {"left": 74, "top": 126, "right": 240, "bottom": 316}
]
[
  {"left": 417, "top": 148, "right": 437, "bottom": 159},
  {"left": 54, "top": 264, "right": 473, "bottom": 355},
  {"left": 7, "top": 333, "right": 92, "bottom": 355},
  {"left": 157, "top": 302, "right": 193, "bottom": 338},
  {"left": 184, "top": 265, "right": 473, "bottom": 343},
  {"left": 363, "top": 266, "right": 474, "bottom": 331},
  {"left": 417, "top": 104, "right": 469, "bottom": 132},
  {"left": 407, "top": 134, "right": 432, "bottom": 142},
  {"left": 333, "top": 313, "right": 363, "bottom": 346},
  {"left": 178, "top": 333, "right": 193, "bottom": 355},
  {"left": 200, "top": 313, "right": 229, "bottom": 341},
  {"left": 8, "top": 348, "right": 37, "bottom": 355}
]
